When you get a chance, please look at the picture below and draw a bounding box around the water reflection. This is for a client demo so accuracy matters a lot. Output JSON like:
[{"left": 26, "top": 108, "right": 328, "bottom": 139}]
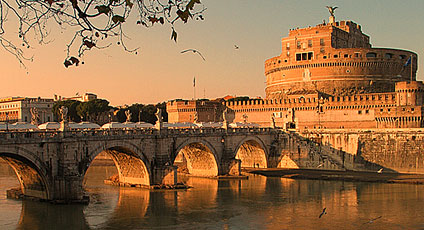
[{"left": 1, "top": 163, "right": 424, "bottom": 229}]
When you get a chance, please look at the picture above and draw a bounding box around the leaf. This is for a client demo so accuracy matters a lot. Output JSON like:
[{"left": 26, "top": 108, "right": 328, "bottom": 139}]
[
  {"left": 64, "top": 56, "right": 80, "bottom": 68},
  {"left": 69, "top": 57, "right": 80, "bottom": 66},
  {"left": 83, "top": 40, "right": 96, "bottom": 49},
  {"left": 177, "top": 9, "right": 191, "bottom": 23},
  {"left": 149, "top": 16, "right": 159, "bottom": 24},
  {"left": 171, "top": 29, "right": 177, "bottom": 42},
  {"left": 125, "top": 0, "right": 133, "bottom": 8},
  {"left": 148, "top": 16, "right": 165, "bottom": 25},
  {"left": 64, "top": 60, "right": 72, "bottom": 68},
  {"left": 95, "top": 5, "right": 111, "bottom": 15},
  {"left": 186, "top": 0, "right": 201, "bottom": 10},
  {"left": 112, "top": 15, "right": 125, "bottom": 24}
]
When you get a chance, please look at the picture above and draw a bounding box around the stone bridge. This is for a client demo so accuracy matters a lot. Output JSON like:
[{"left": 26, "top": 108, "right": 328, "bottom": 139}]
[{"left": 0, "top": 127, "right": 354, "bottom": 203}]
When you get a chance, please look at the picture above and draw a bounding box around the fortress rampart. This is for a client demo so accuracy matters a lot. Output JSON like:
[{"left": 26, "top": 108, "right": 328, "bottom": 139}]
[
  {"left": 265, "top": 17, "right": 418, "bottom": 98},
  {"left": 166, "top": 14, "right": 424, "bottom": 131}
]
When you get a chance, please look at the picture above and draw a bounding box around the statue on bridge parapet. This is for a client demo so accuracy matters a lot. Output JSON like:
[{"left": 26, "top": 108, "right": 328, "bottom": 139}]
[
  {"left": 155, "top": 108, "right": 164, "bottom": 130},
  {"left": 59, "top": 106, "right": 69, "bottom": 131},
  {"left": 271, "top": 113, "right": 276, "bottom": 129},
  {"left": 193, "top": 111, "right": 199, "bottom": 123},
  {"left": 242, "top": 113, "right": 248, "bottom": 123},
  {"left": 222, "top": 108, "right": 229, "bottom": 129},
  {"left": 30, "top": 107, "right": 40, "bottom": 126},
  {"left": 222, "top": 108, "right": 235, "bottom": 129},
  {"left": 59, "top": 106, "right": 68, "bottom": 122},
  {"left": 125, "top": 110, "right": 132, "bottom": 122}
]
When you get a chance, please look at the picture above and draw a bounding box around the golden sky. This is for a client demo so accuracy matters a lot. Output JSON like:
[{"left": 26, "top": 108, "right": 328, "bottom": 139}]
[{"left": 1, "top": 0, "right": 423, "bottom": 106}]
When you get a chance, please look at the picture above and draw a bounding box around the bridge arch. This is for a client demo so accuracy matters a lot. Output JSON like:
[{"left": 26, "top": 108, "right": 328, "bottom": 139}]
[
  {"left": 0, "top": 146, "right": 51, "bottom": 200},
  {"left": 84, "top": 140, "right": 151, "bottom": 187},
  {"left": 234, "top": 136, "right": 268, "bottom": 168},
  {"left": 174, "top": 139, "right": 219, "bottom": 177}
]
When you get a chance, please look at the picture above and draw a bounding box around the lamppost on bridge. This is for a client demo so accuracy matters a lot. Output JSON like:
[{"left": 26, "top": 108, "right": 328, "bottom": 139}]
[{"left": 5, "top": 112, "right": 9, "bottom": 132}]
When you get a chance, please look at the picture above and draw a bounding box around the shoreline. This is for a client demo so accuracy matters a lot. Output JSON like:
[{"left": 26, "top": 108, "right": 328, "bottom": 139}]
[{"left": 245, "top": 168, "right": 424, "bottom": 184}]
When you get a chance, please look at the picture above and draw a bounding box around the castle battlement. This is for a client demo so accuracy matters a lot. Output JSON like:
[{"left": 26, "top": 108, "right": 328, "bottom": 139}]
[{"left": 167, "top": 9, "right": 424, "bottom": 130}]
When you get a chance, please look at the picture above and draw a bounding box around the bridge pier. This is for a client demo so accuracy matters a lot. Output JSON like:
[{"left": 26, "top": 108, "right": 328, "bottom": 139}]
[
  {"left": 152, "top": 166, "right": 178, "bottom": 187},
  {"left": 52, "top": 176, "right": 88, "bottom": 203}
]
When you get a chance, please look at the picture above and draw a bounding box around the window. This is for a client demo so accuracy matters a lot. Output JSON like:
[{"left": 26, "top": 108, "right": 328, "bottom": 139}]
[
  {"left": 320, "top": 38, "right": 325, "bottom": 46},
  {"left": 308, "top": 40, "right": 312, "bottom": 47},
  {"left": 320, "top": 48, "right": 325, "bottom": 53},
  {"left": 385, "top": 53, "right": 393, "bottom": 59},
  {"left": 354, "top": 53, "right": 361, "bottom": 58},
  {"left": 344, "top": 54, "right": 349, "bottom": 58},
  {"left": 365, "top": 110, "right": 369, "bottom": 114},
  {"left": 358, "top": 110, "right": 362, "bottom": 114},
  {"left": 296, "top": 52, "right": 313, "bottom": 61},
  {"left": 297, "top": 41, "right": 301, "bottom": 49},
  {"left": 366, "top": 52, "right": 377, "bottom": 58},
  {"left": 286, "top": 43, "right": 290, "bottom": 49},
  {"left": 333, "top": 54, "right": 338, "bottom": 58},
  {"left": 296, "top": 53, "right": 301, "bottom": 61}
]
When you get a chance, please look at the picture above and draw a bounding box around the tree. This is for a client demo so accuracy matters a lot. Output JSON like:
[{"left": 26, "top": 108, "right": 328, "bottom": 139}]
[
  {"left": 76, "top": 99, "right": 111, "bottom": 121},
  {"left": 113, "top": 102, "right": 167, "bottom": 124},
  {"left": 52, "top": 100, "right": 82, "bottom": 122},
  {"left": 0, "top": 0, "right": 205, "bottom": 67}
]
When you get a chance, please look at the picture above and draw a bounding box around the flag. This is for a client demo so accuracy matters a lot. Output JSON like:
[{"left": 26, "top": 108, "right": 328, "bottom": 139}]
[
  {"left": 404, "top": 56, "right": 411, "bottom": 67},
  {"left": 193, "top": 77, "right": 196, "bottom": 87}
]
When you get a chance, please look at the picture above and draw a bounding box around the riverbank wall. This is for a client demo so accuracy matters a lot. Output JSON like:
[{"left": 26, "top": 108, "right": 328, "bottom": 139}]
[{"left": 299, "top": 129, "right": 424, "bottom": 174}]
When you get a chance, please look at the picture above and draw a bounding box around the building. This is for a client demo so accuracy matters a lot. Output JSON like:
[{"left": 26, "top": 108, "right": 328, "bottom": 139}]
[
  {"left": 167, "top": 99, "right": 224, "bottom": 123},
  {"left": 0, "top": 97, "right": 54, "bottom": 123},
  {"left": 55, "top": 93, "right": 97, "bottom": 102},
  {"left": 167, "top": 10, "right": 424, "bottom": 130}
]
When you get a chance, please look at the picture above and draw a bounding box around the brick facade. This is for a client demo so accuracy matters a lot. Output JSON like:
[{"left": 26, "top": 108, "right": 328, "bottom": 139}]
[{"left": 167, "top": 16, "right": 423, "bottom": 130}]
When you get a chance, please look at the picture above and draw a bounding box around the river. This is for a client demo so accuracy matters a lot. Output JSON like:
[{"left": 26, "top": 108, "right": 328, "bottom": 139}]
[{"left": 1, "top": 160, "right": 424, "bottom": 230}]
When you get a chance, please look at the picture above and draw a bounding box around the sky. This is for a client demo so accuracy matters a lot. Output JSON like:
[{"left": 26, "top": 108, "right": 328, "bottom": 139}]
[{"left": 1, "top": 0, "right": 424, "bottom": 106}]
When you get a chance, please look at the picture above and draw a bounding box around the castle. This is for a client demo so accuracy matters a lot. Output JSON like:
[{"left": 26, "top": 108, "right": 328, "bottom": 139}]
[{"left": 167, "top": 10, "right": 422, "bottom": 130}]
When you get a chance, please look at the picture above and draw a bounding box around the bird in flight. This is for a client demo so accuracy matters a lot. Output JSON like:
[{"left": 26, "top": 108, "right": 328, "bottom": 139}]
[
  {"left": 181, "top": 49, "right": 206, "bottom": 61},
  {"left": 234, "top": 45, "right": 239, "bottom": 50},
  {"left": 319, "top": 208, "right": 327, "bottom": 218}
]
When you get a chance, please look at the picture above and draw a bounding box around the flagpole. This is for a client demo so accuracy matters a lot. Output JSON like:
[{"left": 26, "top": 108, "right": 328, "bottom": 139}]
[
  {"left": 193, "top": 77, "right": 196, "bottom": 100},
  {"left": 411, "top": 55, "right": 413, "bottom": 82}
]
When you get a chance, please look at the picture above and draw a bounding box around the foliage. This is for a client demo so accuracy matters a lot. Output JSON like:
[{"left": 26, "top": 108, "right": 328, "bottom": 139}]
[
  {"left": 0, "top": 0, "right": 205, "bottom": 67},
  {"left": 227, "top": 96, "right": 250, "bottom": 102},
  {"left": 76, "top": 99, "right": 112, "bottom": 121},
  {"left": 114, "top": 102, "right": 167, "bottom": 124},
  {"left": 52, "top": 100, "right": 82, "bottom": 122}
]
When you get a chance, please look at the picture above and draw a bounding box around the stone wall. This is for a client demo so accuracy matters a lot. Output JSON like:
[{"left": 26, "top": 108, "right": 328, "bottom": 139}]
[{"left": 300, "top": 129, "right": 424, "bottom": 174}]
